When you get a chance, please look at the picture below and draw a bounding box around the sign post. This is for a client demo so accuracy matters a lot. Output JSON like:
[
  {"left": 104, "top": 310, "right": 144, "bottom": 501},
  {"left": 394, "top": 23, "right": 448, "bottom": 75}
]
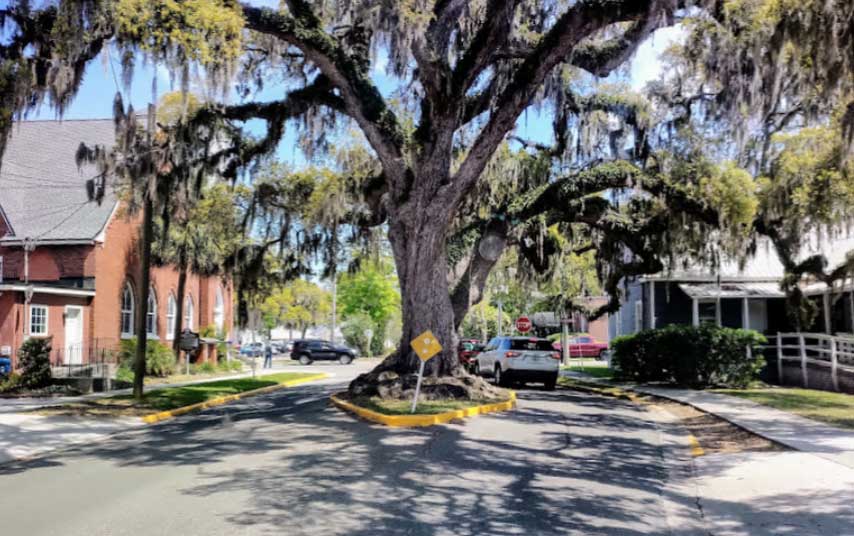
[{"left": 409, "top": 330, "right": 442, "bottom": 413}]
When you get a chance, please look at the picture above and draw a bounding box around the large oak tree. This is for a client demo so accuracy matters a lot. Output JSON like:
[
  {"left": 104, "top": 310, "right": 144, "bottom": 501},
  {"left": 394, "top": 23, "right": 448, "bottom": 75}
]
[{"left": 4, "top": 0, "right": 821, "bottom": 396}]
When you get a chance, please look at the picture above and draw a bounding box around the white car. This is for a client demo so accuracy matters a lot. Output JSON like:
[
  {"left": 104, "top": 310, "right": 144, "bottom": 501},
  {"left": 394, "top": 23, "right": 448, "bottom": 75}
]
[{"left": 473, "top": 336, "right": 561, "bottom": 390}]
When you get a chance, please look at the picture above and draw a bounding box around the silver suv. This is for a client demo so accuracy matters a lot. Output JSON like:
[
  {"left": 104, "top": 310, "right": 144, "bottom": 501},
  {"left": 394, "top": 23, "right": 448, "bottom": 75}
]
[{"left": 473, "top": 337, "right": 560, "bottom": 390}]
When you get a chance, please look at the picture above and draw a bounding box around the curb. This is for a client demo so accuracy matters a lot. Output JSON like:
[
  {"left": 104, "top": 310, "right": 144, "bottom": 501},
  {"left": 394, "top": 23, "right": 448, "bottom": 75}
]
[
  {"left": 330, "top": 391, "right": 516, "bottom": 427},
  {"left": 141, "top": 373, "right": 330, "bottom": 424},
  {"left": 626, "top": 386, "right": 798, "bottom": 453}
]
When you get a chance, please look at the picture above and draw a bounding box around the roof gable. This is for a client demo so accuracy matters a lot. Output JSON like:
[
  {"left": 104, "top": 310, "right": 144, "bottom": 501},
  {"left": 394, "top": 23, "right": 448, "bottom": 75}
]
[{"left": 0, "top": 119, "right": 118, "bottom": 244}]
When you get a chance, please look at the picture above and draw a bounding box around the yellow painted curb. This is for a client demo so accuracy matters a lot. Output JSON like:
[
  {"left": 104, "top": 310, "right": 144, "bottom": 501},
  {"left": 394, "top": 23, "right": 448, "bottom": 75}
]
[
  {"left": 141, "top": 373, "right": 330, "bottom": 424},
  {"left": 688, "top": 434, "right": 705, "bottom": 457},
  {"left": 330, "top": 391, "right": 516, "bottom": 427}
]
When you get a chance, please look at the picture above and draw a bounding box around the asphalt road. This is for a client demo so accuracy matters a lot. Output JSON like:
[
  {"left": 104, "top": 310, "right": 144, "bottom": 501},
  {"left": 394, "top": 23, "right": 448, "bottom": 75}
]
[{"left": 0, "top": 367, "right": 702, "bottom": 536}]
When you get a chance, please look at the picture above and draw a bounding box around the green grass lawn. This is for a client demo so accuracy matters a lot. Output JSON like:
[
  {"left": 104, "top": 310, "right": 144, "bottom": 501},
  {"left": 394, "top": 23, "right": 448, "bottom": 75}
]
[
  {"left": 714, "top": 387, "right": 854, "bottom": 430},
  {"left": 560, "top": 361, "right": 614, "bottom": 380},
  {"left": 348, "top": 396, "right": 506, "bottom": 416},
  {"left": 36, "top": 372, "right": 320, "bottom": 417}
]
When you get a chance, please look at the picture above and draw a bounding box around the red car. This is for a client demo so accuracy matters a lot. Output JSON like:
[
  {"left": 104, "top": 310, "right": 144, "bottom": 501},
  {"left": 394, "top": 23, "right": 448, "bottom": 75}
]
[
  {"left": 458, "top": 339, "right": 485, "bottom": 371},
  {"left": 553, "top": 334, "right": 609, "bottom": 358}
]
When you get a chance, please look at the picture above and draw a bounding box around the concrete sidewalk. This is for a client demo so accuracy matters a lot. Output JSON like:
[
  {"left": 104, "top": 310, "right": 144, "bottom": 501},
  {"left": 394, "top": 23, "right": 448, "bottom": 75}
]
[{"left": 634, "top": 385, "right": 854, "bottom": 469}]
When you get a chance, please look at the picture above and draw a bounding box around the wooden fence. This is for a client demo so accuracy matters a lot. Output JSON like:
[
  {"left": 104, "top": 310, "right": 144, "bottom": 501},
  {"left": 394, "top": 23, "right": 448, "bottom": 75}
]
[{"left": 766, "top": 332, "right": 854, "bottom": 392}]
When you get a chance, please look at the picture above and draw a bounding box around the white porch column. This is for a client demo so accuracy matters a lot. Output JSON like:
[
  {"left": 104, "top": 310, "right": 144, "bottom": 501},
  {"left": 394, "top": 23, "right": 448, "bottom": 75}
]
[
  {"left": 692, "top": 298, "right": 699, "bottom": 327},
  {"left": 742, "top": 297, "right": 750, "bottom": 330},
  {"left": 715, "top": 298, "right": 722, "bottom": 327},
  {"left": 649, "top": 281, "right": 656, "bottom": 329}
]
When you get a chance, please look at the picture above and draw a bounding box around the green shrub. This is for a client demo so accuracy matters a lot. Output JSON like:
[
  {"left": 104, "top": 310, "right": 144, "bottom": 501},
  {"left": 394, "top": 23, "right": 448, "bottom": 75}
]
[
  {"left": 0, "top": 372, "right": 22, "bottom": 393},
  {"left": 611, "top": 324, "right": 766, "bottom": 389},
  {"left": 119, "top": 338, "right": 177, "bottom": 377},
  {"left": 18, "top": 337, "right": 53, "bottom": 389},
  {"left": 192, "top": 361, "right": 217, "bottom": 374},
  {"left": 115, "top": 364, "right": 134, "bottom": 383}
]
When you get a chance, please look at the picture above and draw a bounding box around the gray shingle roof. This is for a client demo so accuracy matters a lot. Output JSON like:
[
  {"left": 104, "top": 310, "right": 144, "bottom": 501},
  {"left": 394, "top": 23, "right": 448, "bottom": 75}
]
[{"left": 0, "top": 119, "right": 118, "bottom": 243}]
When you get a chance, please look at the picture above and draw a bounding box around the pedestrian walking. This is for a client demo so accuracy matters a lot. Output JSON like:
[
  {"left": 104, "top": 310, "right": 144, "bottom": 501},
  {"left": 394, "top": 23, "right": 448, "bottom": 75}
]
[{"left": 264, "top": 343, "right": 273, "bottom": 369}]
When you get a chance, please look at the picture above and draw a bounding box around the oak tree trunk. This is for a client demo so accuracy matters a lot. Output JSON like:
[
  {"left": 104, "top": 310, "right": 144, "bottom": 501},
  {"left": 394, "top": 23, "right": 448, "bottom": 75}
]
[{"left": 383, "top": 211, "right": 460, "bottom": 377}]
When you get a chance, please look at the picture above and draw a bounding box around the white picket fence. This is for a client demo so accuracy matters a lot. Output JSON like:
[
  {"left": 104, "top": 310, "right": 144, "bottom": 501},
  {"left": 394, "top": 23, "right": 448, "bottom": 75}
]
[{"left": 767, "top": 332, "right": 854, "bottom": 392}]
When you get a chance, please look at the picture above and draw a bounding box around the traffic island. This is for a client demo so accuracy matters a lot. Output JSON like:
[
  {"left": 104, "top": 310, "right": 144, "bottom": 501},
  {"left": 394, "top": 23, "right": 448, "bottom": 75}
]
[
  {"left": 33, "top": 372, "right": 330, "bottom": 423},
  {"left": 330, "top": 391, "right": 516, "bottom": 427}
]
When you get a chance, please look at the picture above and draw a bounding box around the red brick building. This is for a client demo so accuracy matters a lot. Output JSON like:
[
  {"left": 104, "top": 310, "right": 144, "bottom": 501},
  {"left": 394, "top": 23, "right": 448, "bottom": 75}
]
[{"left": 0, "top": 119, "right": 234, "bottom": 368}]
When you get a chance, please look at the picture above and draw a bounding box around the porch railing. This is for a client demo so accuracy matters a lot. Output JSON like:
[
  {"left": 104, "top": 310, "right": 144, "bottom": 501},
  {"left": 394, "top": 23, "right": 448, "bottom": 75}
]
[
  {"left": 49, "top": 339, "right": 122, "bottom": 379},
  {"left": 765, "top": 332, "right": 854, "bottom": 392}
]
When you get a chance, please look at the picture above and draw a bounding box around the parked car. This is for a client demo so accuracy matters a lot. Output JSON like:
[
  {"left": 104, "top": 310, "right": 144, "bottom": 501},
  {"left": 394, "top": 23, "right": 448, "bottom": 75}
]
[
  {"left": 474, "top": 336, "right": 560, "bottom": 389},
  {"left": 270, "top": 339, "right": 294, "bottom": 355},
  {"left": 239, "top": 342, "right": 265, "bottom": 358},
  {"left": 553, "top": 334, "right": 609, "bottom": 359},
  {"left": 458, "top": 339, "right": 484, "bottom": 372},
  {"left": 291, "top": 339, "right": 357, "bottom": 365}
]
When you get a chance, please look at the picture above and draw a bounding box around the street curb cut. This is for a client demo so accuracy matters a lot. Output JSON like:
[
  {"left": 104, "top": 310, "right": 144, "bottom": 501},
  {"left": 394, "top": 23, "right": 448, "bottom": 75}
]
[
  {"left": 141, "top": 373, "right": 330, "bottom": 424},
  {"left": 330, "top": 391, "right": 516, "bottom": 427}
]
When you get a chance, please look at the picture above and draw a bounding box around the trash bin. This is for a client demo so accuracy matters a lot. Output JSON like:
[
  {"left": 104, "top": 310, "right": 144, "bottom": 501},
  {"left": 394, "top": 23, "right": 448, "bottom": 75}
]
[{"left": 0, "top": 356, "right": 11, "bottom": 377}]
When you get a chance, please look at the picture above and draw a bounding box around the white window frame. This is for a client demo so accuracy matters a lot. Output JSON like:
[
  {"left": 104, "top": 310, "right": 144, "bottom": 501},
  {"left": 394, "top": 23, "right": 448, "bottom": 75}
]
[
  {"left": 146, "top": 288, "right": 158, "bottom": 337},
  {"left": 166, "top": 293, "right": 177, "bottom": 340},
  {"left": 121, "top": 282, "right": 135, "bottom": 339},
  {"left": 214, "top": 287, "right": 225, "bottom": 332},
  {"left": 29, "top": 304, "right": 48, "bottom": 336},
  {"left": 184, "top": 295, "right": 194, "bottom": 331}
]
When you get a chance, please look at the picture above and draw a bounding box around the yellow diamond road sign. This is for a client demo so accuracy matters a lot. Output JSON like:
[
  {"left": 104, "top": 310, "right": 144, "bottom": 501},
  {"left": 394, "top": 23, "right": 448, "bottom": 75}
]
[{"left": 411, "top": 330, "right": 442, "bottom": 362}]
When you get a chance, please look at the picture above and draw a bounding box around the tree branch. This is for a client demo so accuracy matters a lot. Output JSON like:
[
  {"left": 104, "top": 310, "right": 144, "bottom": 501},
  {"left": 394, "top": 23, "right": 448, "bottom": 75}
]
[
  {"left": 241, "top": 3, "right": 406, "bottom": 181},
  {"left": 450, "top": 0, "right": 671, "bottom": 205}
]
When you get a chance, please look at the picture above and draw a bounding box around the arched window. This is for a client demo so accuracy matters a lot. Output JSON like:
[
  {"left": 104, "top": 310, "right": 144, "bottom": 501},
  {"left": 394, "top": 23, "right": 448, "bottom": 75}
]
[
  {"left": 166, "top": 293, "right": 177, "bottom": 340},
  {"left": 146, "top": 288, "right": 158, "bottom": 336},
  {"left": 184, "top": 295, "right": 194, "bottom": 331},
  {"left": 214, "top": 287, "right": 225, "bottom": 332},
  {"left": 121, "top": 282, "right": 134, "bottom": 338}
]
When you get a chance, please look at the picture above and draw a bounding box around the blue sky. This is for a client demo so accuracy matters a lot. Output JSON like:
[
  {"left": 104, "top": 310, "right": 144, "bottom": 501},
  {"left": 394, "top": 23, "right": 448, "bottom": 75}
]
[{"left": 24, "top": 9, "right": 681, "bottom": 169}]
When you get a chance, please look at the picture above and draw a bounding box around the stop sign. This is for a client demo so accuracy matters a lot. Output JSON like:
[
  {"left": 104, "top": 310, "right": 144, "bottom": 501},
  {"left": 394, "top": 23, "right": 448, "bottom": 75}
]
[{"left": 515, "top": 316, "right": 532, "bottom": 333}]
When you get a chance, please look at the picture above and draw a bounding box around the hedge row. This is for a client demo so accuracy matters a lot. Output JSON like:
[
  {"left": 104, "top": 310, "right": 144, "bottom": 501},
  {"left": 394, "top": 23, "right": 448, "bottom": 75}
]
[{"left": 611, "top": 324, "right": 766, "bottom": 389}]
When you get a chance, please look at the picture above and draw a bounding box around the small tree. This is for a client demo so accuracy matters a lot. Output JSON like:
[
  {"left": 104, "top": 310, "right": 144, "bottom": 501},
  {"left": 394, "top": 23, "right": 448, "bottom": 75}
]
[{"left": 18, "top": 337, "right": 52, "bottom": 389}]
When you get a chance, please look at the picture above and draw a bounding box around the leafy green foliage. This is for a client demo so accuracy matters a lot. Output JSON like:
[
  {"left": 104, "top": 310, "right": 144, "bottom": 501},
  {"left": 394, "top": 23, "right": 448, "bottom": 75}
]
[
  {"left": 0, "top": 372, "right": 22, "bottom": 393},
  {"left": 459, "top": 302, "right": 511, "bottom": 341},
  {"left": 338, "top": 257, "right": 400, "bottom": 356},
  {"left": 17, "top": 337, "right": 52, "bottom": 389},
  {"left": 119, "top": 338, "right": 176, "bottom": 377},
  {"left": 115, "top": 0, "right": 244, "bottom": 66},
  {"left": 341, "top": 312, "right": 374, "bottom": 356},
  {"left": 259, "top": 279, "right": 332, "bottom": 335},
  {"left": 611, "top": 325, "right": 766, "bottom": 389},
  {"left": 338, "top": 260, "right": 400, "bottom": 326}
]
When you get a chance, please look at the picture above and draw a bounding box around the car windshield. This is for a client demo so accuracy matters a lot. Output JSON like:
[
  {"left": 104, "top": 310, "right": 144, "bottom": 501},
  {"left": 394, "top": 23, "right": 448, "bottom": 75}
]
[
  {"left": 509, "top": 339, "right": 554, "bottom": 351},
  {"left": 461, "top": 342, "right": 476, "bottom": 351}
]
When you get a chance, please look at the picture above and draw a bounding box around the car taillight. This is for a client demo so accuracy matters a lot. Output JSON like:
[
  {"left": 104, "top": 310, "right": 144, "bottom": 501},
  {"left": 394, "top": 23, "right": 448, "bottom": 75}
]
[
  {"left": 550, "top": 352, "right": 561, "bottom": 360},
  {"left": 505, "top": 351, "right": 521, "bottom": 358}
]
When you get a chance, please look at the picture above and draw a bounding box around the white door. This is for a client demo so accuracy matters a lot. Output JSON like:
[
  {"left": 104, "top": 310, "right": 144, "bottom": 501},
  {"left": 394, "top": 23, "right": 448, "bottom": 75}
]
[{"left": 64, "top": 306, "right": 83, "bottom": 365}]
